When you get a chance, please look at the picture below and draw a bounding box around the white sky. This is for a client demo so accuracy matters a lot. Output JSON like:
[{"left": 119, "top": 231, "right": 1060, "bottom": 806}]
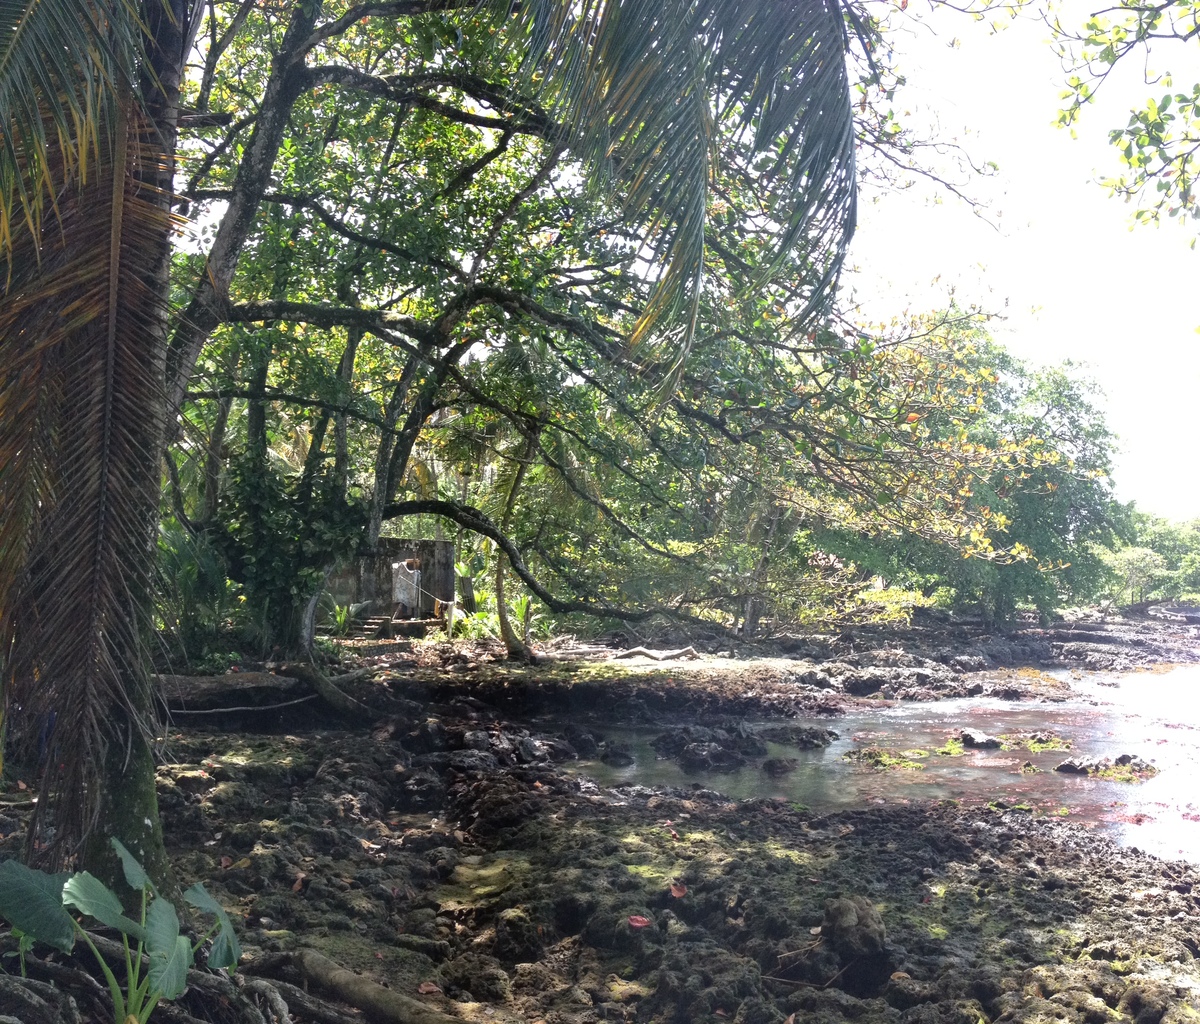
[{"left": 844, "top": 0, "right": 1200, "bottom": 522}]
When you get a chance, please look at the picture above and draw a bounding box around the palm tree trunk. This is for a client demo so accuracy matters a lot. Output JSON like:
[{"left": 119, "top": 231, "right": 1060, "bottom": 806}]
[{"left": 0, "top": 0, "right": 186, "bottom": 892}]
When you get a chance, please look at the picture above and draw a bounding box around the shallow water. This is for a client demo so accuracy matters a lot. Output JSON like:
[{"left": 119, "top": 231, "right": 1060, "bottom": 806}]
[{"left": 574, "top": 664, "right": 1200, "bottom": 863}]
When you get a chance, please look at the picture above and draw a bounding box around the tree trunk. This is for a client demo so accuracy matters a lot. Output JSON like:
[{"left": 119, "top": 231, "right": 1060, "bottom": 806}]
[
  {"left": 81, "top": 717, "right": 174, "bottom": 903},
  {"left": 496, "top": 431, "right": 539, "bottom": 659}
]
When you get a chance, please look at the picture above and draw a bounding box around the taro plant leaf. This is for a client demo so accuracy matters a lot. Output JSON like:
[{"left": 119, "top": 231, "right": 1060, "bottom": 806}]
[
  {"left": 148, "top": 934, "right": 193, "bottom": 1000},
  {"left": 62, "top": 872, "right": 146, "bottom": 942},
  {"left": 146, "top": 899, "right": 191, "bottom": 999},
  {"left": 145, "top": 895, "right": 180, "bottom": 956},
  {"left": 183, "top": 882, "right": 241, "bottom": 969},
  {"left": 111, "top": 837, "right": 153, "bottom": 895},
  {"left": 0, "top": 860, "right": 74, "bottom": 952}
]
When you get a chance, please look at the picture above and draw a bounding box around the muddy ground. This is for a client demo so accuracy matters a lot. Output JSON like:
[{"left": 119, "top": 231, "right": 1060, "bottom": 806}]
[{"left": 3, "top": 612, "right": 1200, "bottom": 1023}]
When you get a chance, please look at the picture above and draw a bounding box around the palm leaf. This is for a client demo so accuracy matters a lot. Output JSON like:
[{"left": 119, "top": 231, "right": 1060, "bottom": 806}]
[
  {"left": 0, "top": 91, "right": 174, "bottom": 861},
  {"left": 491, "top": 0, "right": 858, "bottom": 364},
  {"left": 0, "top": 0, "right": 144, "bottom": 251}
]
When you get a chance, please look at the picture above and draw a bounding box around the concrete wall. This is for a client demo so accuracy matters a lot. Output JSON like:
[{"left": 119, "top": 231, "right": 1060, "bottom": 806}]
[{"left": 327, "top": 539, "right": 455, "bottom": 617}]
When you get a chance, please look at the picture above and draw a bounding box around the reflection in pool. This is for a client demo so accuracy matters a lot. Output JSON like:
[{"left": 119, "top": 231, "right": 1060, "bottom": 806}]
[{"left": 571, "top": 664, "right": 1200, "bottom": 863}]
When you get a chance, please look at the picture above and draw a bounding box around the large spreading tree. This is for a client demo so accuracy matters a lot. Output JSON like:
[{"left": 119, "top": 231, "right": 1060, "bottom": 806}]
[{"left": 0, "top": 0, "right": 865, "bottom": 882}]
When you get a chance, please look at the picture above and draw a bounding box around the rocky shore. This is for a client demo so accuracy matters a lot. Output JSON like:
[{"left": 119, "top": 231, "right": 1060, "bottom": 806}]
[{"left": 2, "top": 611, "right": 1199, "bottom": 1023}]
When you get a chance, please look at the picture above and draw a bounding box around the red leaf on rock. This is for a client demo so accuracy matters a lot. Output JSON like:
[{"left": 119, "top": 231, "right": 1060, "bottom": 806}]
[
  {"left": 417, "top": 981, "right": 442, "bottom": 995},
  {"left": 670, "top": 882, "right": 688, "bottom": 898},
  {"left": 628, "top": 915, "right": 652, "bottom": 929}
]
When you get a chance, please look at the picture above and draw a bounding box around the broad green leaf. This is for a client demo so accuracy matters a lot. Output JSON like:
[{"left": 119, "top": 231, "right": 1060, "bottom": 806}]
[
  {"left": 0, "top": 860, "right": 74, "bottom": 952},
  {"left": 183, "top": 883, "right": 242, "bottom": 969},
  {"left": 62, "top": 872, "right": 146, "bottom": 942},
  {"left": 148, "top": 935, "right": 193, "bottom": 1000},
  {"left": 145, "top": 896, "right": 181, "bottom": 958},
  {"left": 110, "top": 838, "right": 152, "bottom": 895}
]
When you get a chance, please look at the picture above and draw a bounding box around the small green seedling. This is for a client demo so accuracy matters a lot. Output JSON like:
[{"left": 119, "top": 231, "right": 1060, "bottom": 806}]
[
  {"left": 1, "top": 926, "right": 34, "bottom": 976},
  {"left": 0, "top": 838, "right": 241, "bottom": 1024}
]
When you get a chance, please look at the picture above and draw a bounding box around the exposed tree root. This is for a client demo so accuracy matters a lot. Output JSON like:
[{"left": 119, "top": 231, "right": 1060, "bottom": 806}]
[
  {"left": 615, "top": 645, "right": 699, "bottom": 660},
  {"left": 279, "top": 663, "right": 377, "bottom": 722},
  {"left": 287, "top": 948, "right": 463, "bottom": 1024},
  {"left": 155, "top": 665, "right": 375, "bottom": 722},
  {"left": 0, "top": 933, "right": 469, "bottom": 1024}
]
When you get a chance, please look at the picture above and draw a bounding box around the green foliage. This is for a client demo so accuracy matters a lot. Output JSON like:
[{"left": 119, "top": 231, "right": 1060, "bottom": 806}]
[
  {"left": 0, "top": 839, "right": 240, "bottom": 1023},
  {"left": 814, "top": 326, "right": 1123, "bottom": 623},
  {"left": 216, "top": 456, "right": 365, "bottom": 653},
  {"left": 1055, "top": 0, "right": 1200, "bottom": 232},
  {"left": 1105, "top": 545, "right": 1170, "bottom": 603},
  {"left": 157, "top": 524, "right": 238, "bottom": 661}
]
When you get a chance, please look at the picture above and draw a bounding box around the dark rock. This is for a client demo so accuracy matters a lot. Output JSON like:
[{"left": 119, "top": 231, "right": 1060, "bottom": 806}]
[
  {"left": 762, "top": 757, "right": 799, "bottom": 776},
  {"left": 679, "top": 742, "right": 746, "bottom": 773},
  {"left": 440, "top": 953, "right": 512, "bottom": 1002},
  {"left": 1117, "top": 981, "right": 1174, "bottom": 1024},
  {"left": 960, "top": 729, "right": 1002, "bottom": 749},
  {"left": 563, "top": 724, "right": 600, "bottom": 758},
  {"left": 599, "top": 741, "right": 635, "bottom": 767},
  {"left": 821, "top": 895, "right": 894, "bottom": 996},
  {"left": 1054, "top": 757, "right": 1103, "bottom": 775},
  {"left": 463, "top": 729, "right": 491, "bottom": 751},
  {"left": 516, "top": 737, "right": 547, "bottom": 763},
  {"left": 758, "top": 725, "right": 838, "bottom": 748},
  {"left": 492, "top": 906, "right": 544, "bottom": 963}
]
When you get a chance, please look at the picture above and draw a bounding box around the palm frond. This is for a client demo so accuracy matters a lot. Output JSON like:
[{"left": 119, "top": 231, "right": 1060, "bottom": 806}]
[
  {"left": 494, "top": 0, "right": 858, "bottom": 361},
  {"left": 0, "top": 98, "right": 173, "bottom": 862},
  {"left": 0, "top": 0, "right": 144, "bottom": 251}
]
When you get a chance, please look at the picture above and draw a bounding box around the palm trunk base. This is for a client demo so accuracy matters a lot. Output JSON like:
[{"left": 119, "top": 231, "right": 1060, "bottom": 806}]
[{"left": 81, "top": 720, "right": 173, "bottom": 899}]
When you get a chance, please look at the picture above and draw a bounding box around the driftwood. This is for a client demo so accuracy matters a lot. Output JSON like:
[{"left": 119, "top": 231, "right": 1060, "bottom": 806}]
[{"left": 614, "top": 645, "right": 699, "bottom": 661}]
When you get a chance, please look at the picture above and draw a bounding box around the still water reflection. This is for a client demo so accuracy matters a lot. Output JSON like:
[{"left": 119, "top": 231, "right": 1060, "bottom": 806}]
[{"left": 575, "top": 664, "right": 1200, "bottom": 862}]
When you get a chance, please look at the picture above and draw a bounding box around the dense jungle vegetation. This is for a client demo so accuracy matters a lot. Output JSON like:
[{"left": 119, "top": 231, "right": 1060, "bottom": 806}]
[{"left": 1, "top": 0, "right": 1198, "bottom": 888}]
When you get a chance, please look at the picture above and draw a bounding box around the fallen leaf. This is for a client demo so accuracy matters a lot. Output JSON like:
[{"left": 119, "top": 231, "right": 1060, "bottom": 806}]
[
  {"left": 627, "top": 915, "right": 652, "bottom": 929},
  {"left": 670, "top": 882, "right": 688, "bottom": 898},
  {"left": 376, "top": 952, "right": 384, "bottom": 960},
  {"left": 715, "top": 1010, "right": 727, "bottom": 1018},
  {"left": 417, "top": 981, "right": 442, "bottom": 995},
  {"left": 292, "top": 873, "right": 307, "bottom": 892},
  {"left": 220, "top": 856, "right": 233, "bottom": 870}
]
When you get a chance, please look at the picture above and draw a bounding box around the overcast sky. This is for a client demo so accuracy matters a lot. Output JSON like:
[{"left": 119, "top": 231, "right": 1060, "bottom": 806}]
[{"left": 843, "top": 0, "right": 1200, "bottom": 522}]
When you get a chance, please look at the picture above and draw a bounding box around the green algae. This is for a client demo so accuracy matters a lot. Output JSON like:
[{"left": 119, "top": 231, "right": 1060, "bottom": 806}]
[
  {"left": 999, "top": 732, "right": 1073, "bottom": 753},
  {"left": 844, "top": 746, "right": 926, "bottom": 771}
]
